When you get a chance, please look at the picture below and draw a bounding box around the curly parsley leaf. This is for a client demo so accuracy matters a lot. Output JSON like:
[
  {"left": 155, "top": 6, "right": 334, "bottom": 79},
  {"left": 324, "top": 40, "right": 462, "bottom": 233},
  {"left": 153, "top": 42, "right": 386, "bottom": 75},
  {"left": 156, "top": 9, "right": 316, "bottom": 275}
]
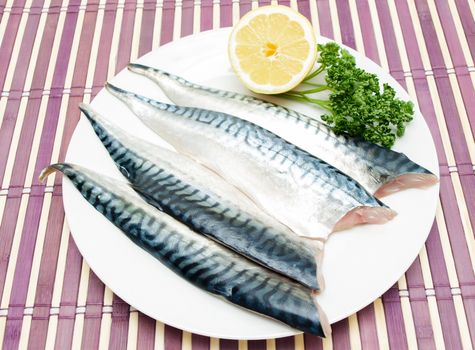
[{"left": 281, "top": 42, "right": 414, "bottom": 149}]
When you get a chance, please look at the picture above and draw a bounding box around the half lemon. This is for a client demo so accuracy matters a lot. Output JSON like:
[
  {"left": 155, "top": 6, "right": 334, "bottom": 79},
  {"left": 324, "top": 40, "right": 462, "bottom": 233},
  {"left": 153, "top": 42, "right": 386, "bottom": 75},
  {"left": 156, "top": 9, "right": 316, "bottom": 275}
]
[{"left": 228, "top": 5, "right": 316, "bottom": 94}]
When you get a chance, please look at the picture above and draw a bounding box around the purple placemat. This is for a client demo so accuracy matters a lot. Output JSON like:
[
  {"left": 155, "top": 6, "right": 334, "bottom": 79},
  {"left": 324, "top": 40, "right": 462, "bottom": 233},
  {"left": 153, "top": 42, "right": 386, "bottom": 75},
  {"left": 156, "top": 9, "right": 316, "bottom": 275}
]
[{"left": 0, "top": 0, "right": 474, "bottom": 348}]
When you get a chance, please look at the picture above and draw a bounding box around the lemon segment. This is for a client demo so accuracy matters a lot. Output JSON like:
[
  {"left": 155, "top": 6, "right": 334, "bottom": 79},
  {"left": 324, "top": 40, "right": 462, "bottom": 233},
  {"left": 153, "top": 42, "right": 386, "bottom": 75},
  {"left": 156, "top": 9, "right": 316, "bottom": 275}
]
[{"left": 228, "top": 5, "right": 316, "bottom": 94}]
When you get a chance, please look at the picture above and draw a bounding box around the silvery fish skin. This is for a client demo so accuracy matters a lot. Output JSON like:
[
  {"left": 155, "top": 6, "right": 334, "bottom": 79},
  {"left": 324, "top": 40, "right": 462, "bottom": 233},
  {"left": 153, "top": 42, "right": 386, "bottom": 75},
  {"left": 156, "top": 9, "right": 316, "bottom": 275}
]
[
  {"left": 106, "top": 83, "right": 395, "bottom": 240},
  {"left": 79, "top": 103, "right": 324, "bottom": 290},
  {"left": 128, "top": 64, "right": 438, "bottom": 197},
  {"left": 40, "top": 163, "right": 330, "bottom": 337}
]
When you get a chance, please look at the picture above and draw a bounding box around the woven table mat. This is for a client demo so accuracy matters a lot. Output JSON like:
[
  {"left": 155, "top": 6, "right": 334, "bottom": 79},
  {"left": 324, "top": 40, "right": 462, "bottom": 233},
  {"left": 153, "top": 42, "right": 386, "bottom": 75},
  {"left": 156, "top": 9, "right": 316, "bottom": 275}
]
[{"left": 0, "top": 0, "right": 474, "bottom": 348}]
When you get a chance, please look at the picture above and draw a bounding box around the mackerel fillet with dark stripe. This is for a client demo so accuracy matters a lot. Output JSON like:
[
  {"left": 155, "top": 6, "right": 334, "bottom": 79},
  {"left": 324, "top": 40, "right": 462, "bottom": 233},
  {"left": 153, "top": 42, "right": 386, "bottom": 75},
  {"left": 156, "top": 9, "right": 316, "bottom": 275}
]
[
  {"left": 79, "top": 103, "right": 323, "bottom": 290},
  {"left": 128, "top": 64, "right": 438, "bottom": 198},
  {"left": 40, "top": 163, "right": 330, "bottom": 336},
  {"left": 106, "top": 83, "right": 396, "bottom": 240}
]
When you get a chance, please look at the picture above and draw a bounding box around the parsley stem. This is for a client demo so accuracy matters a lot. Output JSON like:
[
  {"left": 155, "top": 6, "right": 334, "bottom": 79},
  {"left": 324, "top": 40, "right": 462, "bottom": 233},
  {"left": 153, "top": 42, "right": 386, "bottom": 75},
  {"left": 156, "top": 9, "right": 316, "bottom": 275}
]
[
  {"left": 303, "top": 65, "right": 325, "bottom": 81},
  {"left": 295, "top": 86, "right": 332, "bottom": 94},
  {"left": 301, "top": 82, "right": 327, "bottom": 88},
  {"left": 281, "top": 92, "right": 333, "bottom": 112}
]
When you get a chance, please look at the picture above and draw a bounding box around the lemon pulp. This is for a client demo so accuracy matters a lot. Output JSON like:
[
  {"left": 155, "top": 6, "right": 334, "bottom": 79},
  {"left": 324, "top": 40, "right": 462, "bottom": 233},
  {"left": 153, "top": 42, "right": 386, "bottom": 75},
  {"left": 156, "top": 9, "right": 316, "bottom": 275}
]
[{"left": 229, "top": 5, "right": 316, "bottom": 94}]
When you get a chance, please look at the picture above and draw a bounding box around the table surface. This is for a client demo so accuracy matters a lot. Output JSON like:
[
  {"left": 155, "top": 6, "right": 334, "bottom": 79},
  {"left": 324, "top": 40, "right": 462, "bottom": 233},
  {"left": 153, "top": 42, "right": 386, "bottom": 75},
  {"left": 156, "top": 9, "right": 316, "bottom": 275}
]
[{"left": 0, "top": 0, "right": 474, "bottom": 349}]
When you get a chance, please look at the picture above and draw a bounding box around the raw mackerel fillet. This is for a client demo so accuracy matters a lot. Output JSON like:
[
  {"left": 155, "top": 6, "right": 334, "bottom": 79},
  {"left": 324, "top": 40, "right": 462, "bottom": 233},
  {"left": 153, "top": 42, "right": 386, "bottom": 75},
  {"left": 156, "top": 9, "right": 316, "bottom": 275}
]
[
  {"left": 128, "top": 64, "right": 438, "bottom": 198},
  {"left": 106, "top": 83, "right": 396, "bottom": 240},
  {"left": 79, "top": 103, "right": 324, "bottom": 290},
  {"left": 40, "top": 163, "right": 330, "bottom": 337}
]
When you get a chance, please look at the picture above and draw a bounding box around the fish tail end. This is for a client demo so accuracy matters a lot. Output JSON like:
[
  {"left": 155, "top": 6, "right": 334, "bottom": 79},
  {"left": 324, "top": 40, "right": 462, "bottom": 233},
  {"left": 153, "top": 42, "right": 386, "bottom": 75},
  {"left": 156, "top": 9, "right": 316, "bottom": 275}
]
[
  {"left": 78, "top": 102, "right": 87, "bottom": 111},
  {"left": 39, "top": 163, "right": 70, "bottom": 183},
  {"left": 79, "top": 103, "right": 109, "bottom": 135},
  {"left": 105, "top": 83, "right": 151, "bottom": 107},
  {"left": 128, "top": 63, "right": 155, "bottom": 75},
  {"left": 128, "top": 63, "right": 169, "bottom": 78},
  {"left": 128, "top": 63, "right": 149, "bottom": 73},
  {"left": 78, "top": 102, "right": 95, "bottom": 121},
  {"left": 105, "top": 82, "right": 129, "bottom": 97}
]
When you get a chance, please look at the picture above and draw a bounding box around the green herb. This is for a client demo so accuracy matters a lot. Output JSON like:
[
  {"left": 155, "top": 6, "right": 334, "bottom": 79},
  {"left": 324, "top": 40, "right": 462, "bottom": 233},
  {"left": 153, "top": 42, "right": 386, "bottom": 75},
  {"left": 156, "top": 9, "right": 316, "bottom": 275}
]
[{"left": 281, "top": 42, "right": 414, "bottom": 148}]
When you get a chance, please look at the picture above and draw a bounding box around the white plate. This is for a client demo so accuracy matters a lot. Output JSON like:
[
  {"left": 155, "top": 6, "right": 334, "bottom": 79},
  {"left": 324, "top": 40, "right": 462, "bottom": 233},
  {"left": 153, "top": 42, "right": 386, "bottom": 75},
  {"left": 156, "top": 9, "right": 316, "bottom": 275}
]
[{"left": 64, "top": 28, "right": 439, "bottom": 340}]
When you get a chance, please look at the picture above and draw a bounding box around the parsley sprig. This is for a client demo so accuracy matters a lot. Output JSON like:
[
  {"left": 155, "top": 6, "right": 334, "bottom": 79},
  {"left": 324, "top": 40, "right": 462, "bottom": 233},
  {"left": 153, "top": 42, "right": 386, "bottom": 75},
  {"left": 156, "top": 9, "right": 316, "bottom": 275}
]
[{"left": 281, "top": 43, "right": 414, "bottom": 148}]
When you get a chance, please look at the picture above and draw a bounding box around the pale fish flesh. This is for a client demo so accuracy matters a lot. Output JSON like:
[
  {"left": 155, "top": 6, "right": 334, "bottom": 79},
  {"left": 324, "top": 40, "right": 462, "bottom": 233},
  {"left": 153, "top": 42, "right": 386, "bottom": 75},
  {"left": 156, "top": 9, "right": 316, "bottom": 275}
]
[
  {"left": 128, "top": 64, "right": 438, "bottom": 198},
  {"left": 40, "top": 163, "right": 331, "bottom": 336},
  {"left": 106, "top": 83, "right": 396, "bottom": 240}
]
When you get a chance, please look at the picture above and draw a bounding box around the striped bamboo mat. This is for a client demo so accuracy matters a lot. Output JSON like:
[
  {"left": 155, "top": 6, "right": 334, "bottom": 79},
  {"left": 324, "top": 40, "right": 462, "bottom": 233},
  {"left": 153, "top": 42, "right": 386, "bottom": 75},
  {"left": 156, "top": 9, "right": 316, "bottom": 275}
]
[{"left": 0, "top": 0, "right": 474, "bottom": 348}]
